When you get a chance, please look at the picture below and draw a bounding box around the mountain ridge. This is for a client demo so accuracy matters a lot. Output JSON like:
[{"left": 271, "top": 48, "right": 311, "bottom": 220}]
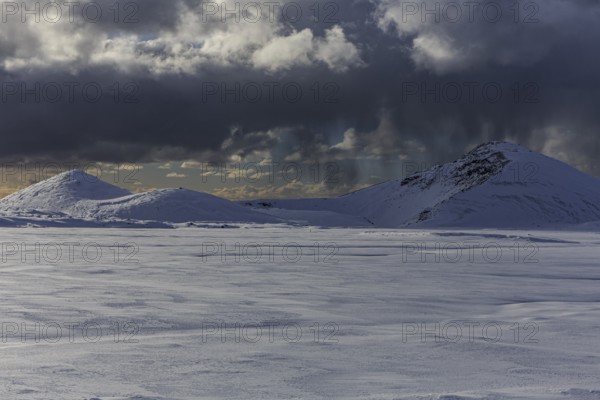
[
  {"left": 242, "top": 141, "right": 600, "bottom": 228},
  {"left": 1, "top": 141, "right": 599, "bottom": 228},
  {"left": 0, "top": 170, "right": 281, "bottom": 226}
]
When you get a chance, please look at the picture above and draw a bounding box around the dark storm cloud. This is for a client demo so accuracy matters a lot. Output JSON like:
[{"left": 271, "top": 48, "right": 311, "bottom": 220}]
[{"left": 1, "top": 0, "right": 600, "bottom": 183}]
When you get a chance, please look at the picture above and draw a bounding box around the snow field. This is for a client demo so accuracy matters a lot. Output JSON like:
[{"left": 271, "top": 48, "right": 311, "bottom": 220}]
[{"left": 0, "top": 227, "right": 598, "bottom": 399}]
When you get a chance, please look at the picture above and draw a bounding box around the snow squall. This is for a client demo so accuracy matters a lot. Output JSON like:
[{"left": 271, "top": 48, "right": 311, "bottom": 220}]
[{"left": 1, "top": 141, "right": 600, "bottom": 228}]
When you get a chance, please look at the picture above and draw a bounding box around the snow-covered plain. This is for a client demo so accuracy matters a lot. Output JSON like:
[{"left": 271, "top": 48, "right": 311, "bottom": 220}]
[{"left": 1, "top": 226, "right": 599, "bottom": 399}]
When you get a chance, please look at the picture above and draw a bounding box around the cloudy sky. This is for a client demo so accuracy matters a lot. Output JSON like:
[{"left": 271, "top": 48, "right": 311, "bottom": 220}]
[{"left": 0, "top": 0, "right": 598, "bottom": 198}]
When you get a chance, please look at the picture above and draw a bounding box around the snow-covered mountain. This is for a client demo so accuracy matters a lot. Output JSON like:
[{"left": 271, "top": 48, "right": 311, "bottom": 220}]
[
  {"left": 243, "top": 142, "right": 600, "bottom": 228},
  {"left": 1, "top": 142, "right": 599, "bottom": 228},
  {"left": 0, "top": 170, "right": 131, "bottom": 217},
  {"left": 0, "top": 170, "right": 280, "bottom": 226}
]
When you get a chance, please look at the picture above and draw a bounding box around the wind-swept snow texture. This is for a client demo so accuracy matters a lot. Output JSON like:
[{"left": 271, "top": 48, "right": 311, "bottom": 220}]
[{"left": 0, "top": 227, "right": 598, "bottom": 399}]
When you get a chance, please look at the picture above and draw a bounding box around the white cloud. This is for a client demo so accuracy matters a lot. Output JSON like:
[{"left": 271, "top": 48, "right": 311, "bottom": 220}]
[
  {"left": 314, "top": 26, "right": 364, "bottom": 72},
  {"left": 374, "top": 0, "right": 584, "bottom": 74},
  {"left": 252, "top": 25, "right": 363, "bottom": 73},
  {"left": 252, "top": 29, "right": 314, "bottom": 71},
  {"left": 411, "top": 33, "right": 463, "bottom": 73},
  {"left": 0, "top": 2, "right": 363, "bottom": 75},
  {"left": 332, "top": 129, "right": 358, "bottom": 151},
  {"left": 181, "top": 161, "right": 203, "bottom": 170}
]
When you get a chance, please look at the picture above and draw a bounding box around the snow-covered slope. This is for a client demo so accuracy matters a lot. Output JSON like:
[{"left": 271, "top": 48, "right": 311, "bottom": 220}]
[
  {"left": 0, "top": 169, "right": 131, "bottom": 216},
  {"left": 0, "top": 170, "right": 280, "bottom": 225},
  {"left": 243, "top": 142, "right": 600, "bottom": 228},
  {"left": 89, "top": 188, "right": 280, "bottom": 224},
  {"left": 2, "top": 142, "right": 600, "bottom": 228}
]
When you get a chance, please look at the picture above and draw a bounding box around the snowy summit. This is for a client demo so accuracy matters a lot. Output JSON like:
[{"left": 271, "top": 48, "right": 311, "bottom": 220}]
[
  {"left": 243, "top": 141, "right": 600, "bottom": 228},
  {"left": 1, "top": 142, "right": 600, "bottom": 228}
]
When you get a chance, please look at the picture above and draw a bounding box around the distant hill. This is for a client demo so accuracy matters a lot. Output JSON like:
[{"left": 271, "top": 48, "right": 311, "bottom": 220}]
[
  {"left": 242, "top": 142, "right": 600, "bottom": 228},
  {"left": 0, "top": 170, "right": 280, "bottom": 227},
  {"left": 1, "top": 142, "right": 600, "bottom": 228}
]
